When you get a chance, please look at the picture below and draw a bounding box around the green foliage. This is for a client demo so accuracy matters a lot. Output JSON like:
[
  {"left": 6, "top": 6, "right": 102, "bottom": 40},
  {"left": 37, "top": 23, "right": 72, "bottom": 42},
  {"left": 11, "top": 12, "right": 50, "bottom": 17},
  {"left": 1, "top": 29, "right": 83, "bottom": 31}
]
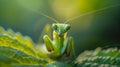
[
  {"left": 0, "top": 27, "right": 50, "bottom": 67},
  {"left": 75, "top": 47, "right": 120, "bottom": 67}
]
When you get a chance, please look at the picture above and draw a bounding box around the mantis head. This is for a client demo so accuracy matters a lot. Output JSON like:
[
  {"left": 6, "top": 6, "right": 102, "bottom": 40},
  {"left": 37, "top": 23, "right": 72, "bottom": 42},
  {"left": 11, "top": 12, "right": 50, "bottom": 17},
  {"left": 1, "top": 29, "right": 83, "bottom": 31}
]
[{"left": 52, "top": 23, "right": 71, "bottom": 36}]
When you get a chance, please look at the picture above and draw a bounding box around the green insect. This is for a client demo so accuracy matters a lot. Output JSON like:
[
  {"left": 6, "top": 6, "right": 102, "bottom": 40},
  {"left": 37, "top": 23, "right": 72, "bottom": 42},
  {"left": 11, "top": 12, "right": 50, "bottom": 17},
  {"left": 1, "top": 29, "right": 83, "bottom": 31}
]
[
  {"left": 36, "top": 15, "right": 76, "bottom": 59},
  {"left": 43, "top": 23, "right": 76, "bottom": 59},
  {"left": 33, "top": 11, "right": 76, "bottom": 60}
]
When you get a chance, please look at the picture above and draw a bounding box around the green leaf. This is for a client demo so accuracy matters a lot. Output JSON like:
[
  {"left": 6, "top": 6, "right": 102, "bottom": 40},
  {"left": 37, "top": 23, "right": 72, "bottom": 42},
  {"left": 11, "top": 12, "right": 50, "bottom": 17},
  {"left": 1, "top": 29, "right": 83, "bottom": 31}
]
[
  {"left": 0, "top": 27, "right": 50, "bottom": 66},
  {"left": 75, "top": 47, "right": 120, "bottom": 67}
]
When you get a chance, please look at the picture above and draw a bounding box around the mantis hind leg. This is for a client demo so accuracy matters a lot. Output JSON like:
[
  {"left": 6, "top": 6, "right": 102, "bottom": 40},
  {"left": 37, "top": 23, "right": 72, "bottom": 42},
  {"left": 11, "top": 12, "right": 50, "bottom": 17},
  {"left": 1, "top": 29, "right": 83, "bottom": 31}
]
[{"left": 37, "top": 24, "right": 52, "bottom": 44}]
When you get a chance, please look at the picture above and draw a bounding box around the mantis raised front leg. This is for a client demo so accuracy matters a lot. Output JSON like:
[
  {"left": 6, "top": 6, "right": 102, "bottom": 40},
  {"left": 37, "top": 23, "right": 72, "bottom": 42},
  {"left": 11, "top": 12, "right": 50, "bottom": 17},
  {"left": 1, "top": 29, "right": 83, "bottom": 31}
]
[{"left": 43, "top": 23, "right": 76, "bottom": 59}]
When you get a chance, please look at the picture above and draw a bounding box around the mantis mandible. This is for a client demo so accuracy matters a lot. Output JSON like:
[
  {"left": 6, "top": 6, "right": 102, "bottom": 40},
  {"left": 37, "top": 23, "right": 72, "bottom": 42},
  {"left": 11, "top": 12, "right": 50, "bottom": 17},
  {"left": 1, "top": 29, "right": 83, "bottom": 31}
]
[{"left": 31, "top": 4, "right": 120, "bottom": 60}]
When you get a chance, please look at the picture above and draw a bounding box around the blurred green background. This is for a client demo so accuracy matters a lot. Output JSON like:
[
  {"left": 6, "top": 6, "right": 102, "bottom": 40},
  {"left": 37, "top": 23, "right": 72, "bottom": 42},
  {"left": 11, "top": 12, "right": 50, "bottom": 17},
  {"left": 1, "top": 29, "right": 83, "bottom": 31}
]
[{"left": 0, "top": 0, "right": 120, "bottom": 55}]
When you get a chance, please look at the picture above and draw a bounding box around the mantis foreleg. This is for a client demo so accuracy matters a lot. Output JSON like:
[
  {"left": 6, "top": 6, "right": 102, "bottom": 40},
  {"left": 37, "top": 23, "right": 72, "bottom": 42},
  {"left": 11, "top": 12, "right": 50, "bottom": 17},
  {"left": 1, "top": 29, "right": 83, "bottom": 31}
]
[
  {"left": 43, "top": 35, "right": 55, "bottom": 52},
  {"left": 64, "top": 37, "right": 76, "bottom": 58}
]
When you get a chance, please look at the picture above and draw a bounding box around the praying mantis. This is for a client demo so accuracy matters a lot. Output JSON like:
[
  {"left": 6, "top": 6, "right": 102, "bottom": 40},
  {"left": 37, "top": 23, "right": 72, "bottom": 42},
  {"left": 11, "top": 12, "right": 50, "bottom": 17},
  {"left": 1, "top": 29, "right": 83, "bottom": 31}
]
[
  {"left": 43, "top": 23, "right": 76, "bottom": 59},
  {"left": 31, "top": 4, "right": 120, "bottom": 60},
  {"left": 37, "top": 15, "right": 76, "bottom": 59}
]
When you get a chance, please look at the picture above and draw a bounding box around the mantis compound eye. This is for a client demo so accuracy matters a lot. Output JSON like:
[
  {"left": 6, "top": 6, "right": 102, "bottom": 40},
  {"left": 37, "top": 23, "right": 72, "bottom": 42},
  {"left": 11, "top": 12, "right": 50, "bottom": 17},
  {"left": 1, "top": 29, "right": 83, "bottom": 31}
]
[
  {"left": 64, "top": 24, "right": 71, "bottom": 32},
  {"left": 52, "top": 24, "right": 58, "bottom": 30}
]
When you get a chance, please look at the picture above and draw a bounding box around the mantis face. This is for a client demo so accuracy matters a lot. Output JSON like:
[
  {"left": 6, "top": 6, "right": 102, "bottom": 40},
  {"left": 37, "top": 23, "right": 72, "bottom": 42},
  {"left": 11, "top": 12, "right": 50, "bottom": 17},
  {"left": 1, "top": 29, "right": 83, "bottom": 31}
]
[{"left": 52, "top": 23, "right": 71, "bottom": 36}]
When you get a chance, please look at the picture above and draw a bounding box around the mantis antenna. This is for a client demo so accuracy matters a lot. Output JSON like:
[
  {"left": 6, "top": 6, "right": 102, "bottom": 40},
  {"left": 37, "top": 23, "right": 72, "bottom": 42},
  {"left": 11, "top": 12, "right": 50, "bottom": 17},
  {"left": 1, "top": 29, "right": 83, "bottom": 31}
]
[
  {"left": 64, "top": 4, "right": 120, "bottom": 23},
  {"left": 28, "top": 8, "right": 59, "bottom": 23}
]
